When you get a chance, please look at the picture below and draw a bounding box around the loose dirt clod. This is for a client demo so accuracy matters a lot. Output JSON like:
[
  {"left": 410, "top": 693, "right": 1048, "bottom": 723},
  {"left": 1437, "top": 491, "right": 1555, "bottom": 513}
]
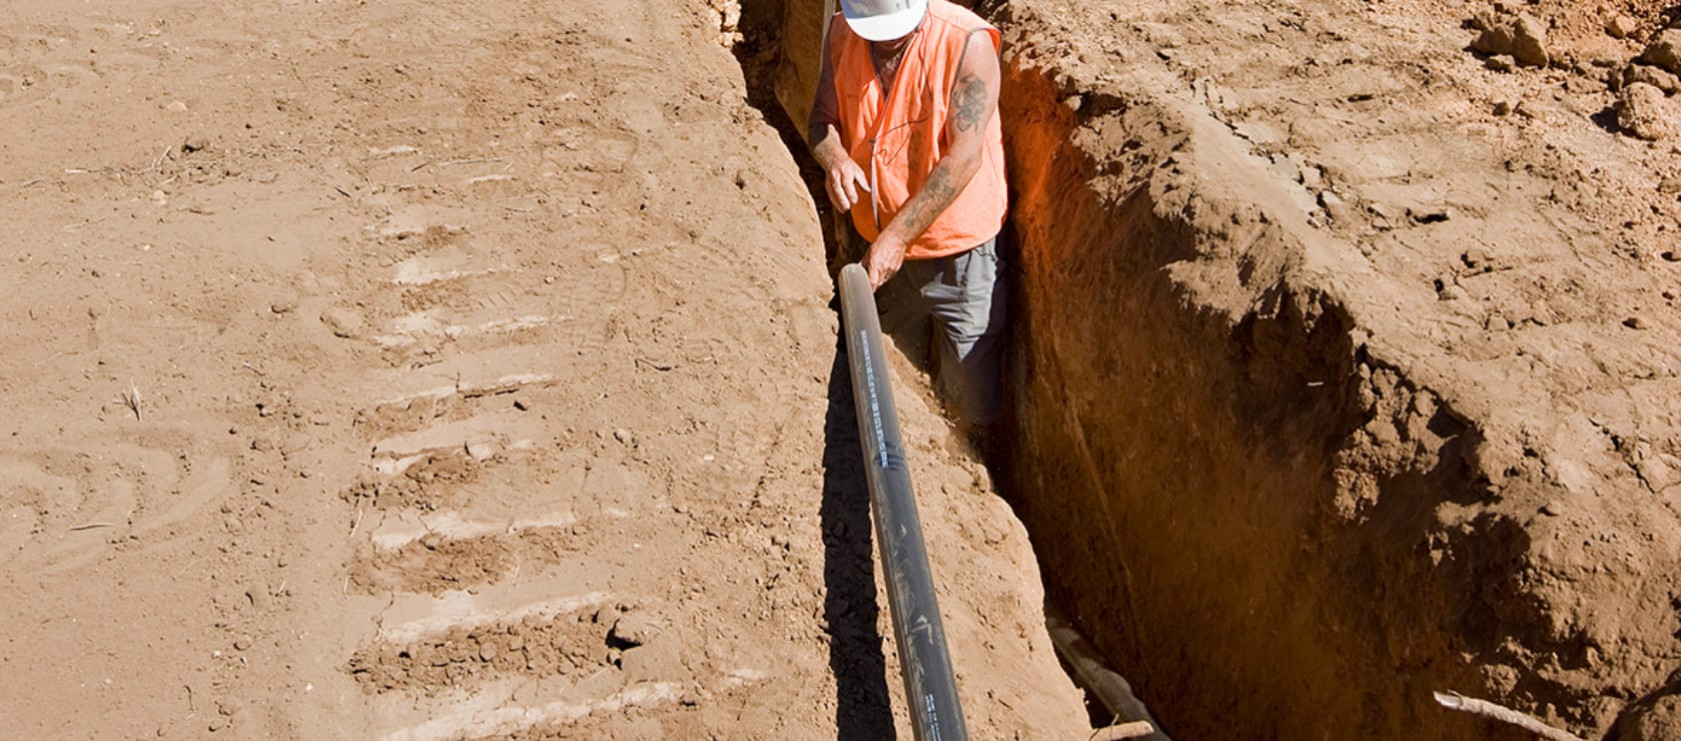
[
  {"left": 1641, "top": 29, "right": 1681, "bottom": 76},
  {"left": 1619, "top": 83, "right": 1675, "bottom": 140}
]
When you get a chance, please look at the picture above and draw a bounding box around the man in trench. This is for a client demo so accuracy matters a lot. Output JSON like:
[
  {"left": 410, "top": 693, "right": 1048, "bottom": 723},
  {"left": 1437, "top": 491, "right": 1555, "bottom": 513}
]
[{"left": 809, "top": 0, "right": 1009, "bottom": 435}]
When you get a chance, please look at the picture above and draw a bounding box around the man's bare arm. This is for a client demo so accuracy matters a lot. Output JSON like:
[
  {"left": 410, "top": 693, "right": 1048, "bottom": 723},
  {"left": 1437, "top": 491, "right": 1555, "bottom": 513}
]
[
  {"left": 809, "top": 23, "right": 871, "bottom": 212},
  {"left": 808, "top": 30, "right": 844, "bottom": 167},
  {"left": 863, "top": 29, "right": 1000, "bottom": 287}
]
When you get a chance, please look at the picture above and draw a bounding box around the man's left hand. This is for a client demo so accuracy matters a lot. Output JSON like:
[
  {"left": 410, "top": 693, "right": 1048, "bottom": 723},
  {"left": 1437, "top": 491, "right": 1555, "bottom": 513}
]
[{"left": 863, "top": 235, "right": 908, "bottom": 291}]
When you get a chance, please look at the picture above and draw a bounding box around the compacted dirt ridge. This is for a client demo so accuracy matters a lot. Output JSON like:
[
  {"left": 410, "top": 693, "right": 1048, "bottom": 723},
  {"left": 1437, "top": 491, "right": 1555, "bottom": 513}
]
[{"left": 0, "top": 0, "right": 1085, "bottom": 737}]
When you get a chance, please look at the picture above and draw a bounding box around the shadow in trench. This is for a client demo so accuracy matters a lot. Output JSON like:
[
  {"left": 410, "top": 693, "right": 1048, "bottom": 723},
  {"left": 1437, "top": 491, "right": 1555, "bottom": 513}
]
[{"left": 820, "top": 323, "right": 897, "bottom": 740}]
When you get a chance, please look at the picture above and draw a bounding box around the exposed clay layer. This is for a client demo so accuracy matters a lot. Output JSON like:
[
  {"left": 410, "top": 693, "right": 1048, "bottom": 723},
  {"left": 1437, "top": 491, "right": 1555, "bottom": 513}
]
[{"left": 992, "top": 0, "right": 1681, "bottom": 737}]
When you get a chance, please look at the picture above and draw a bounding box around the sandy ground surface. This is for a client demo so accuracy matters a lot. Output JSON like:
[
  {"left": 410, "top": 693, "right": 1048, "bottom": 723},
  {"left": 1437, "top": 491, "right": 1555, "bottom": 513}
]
[{"left": 0, "top": 0, "right": 1086, "bottom": 738}]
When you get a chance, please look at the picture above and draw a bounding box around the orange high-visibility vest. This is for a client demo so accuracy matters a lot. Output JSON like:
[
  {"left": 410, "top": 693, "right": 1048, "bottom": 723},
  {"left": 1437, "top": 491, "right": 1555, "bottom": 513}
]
[{"left": 828, "top": 0, "right": 1007, "bottom": 260}]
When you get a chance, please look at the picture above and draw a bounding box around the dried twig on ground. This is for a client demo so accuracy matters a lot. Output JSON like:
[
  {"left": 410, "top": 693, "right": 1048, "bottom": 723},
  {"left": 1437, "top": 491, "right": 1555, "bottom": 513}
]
[
  {"left": 1434, "top": 691, "right": 1586, "bottom": 741},
  {"left": 1091, "top": 721, "right": 1158, "bottom": 740},
  {"left": 438, "top": 157, "right": 504, "bottom": 167},
  {"left": 123, "top": 383, "right": 143, "bottom": 421},
  {"left": 149, "top": 143, "right": 172, "bottom": 173}
]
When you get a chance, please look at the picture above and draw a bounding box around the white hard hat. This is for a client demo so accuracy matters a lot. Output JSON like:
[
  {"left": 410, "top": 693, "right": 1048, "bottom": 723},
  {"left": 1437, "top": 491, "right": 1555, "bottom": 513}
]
[{"left": 840, "top": 0, "right": 928, "bottom": 42}]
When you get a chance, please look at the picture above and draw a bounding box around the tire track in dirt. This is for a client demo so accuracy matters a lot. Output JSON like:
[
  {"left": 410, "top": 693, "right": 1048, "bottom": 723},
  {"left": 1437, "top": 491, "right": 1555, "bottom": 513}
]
[
  {"left": 332, "top": 181, "right": 781, "bottom": 739},
  {"left": 318, "top": 6, "right": 797, "bottom": 734}
]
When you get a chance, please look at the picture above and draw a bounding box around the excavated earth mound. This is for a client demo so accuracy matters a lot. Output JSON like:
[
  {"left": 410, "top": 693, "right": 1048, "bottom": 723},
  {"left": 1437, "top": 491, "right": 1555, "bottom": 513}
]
[{"left": 757, "top": 0, "right": 1681, "bottom": 738}]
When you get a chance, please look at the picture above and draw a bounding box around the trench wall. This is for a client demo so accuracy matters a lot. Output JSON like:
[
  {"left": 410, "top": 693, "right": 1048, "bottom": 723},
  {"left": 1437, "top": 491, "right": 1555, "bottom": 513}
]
[
  {"left": 766, "top": 1, "right": 1681, "bottom": 738},
  {"left": 995, "top": 37, "right": 1504, "bottom": 741}
]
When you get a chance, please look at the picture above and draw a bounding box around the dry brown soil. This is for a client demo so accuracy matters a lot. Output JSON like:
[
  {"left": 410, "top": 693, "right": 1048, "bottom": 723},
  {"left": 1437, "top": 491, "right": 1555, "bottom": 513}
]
[{"left": 0, "top": 0, "right": 1086, "bottom": 738}]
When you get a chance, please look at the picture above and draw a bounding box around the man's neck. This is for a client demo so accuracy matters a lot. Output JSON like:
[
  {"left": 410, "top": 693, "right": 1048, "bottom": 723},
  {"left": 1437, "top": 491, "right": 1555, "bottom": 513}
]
[{"left": 870, "top": 34, "right": 914, "bottom": 91}]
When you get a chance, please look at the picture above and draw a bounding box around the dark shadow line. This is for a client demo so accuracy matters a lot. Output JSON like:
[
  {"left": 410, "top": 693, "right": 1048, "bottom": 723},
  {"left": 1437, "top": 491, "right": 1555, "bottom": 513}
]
[{"left": 821, "top": 315, "right": 897, "bottom": 740}]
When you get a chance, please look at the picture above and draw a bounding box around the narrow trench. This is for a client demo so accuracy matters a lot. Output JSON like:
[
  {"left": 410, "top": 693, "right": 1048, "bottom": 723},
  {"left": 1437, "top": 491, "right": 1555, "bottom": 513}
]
[
  {"left": 711, "top": 3, "right": 1675, "bottom": 740},
  {"left": 723, "top": 2, "right": 1153, "bottom": 735}
]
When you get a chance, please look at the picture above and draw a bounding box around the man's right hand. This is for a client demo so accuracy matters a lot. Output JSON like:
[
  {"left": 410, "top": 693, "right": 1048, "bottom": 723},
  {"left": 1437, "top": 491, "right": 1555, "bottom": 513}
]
[{"left": 824, "top": 157, "right": 870, "bottom": 213}]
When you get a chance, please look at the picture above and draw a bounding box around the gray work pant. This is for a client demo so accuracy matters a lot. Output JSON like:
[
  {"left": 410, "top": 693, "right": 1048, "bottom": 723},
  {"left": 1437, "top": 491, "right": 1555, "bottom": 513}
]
[{"left": 875, "top": 236, "right": 1007, "bottom": 427}]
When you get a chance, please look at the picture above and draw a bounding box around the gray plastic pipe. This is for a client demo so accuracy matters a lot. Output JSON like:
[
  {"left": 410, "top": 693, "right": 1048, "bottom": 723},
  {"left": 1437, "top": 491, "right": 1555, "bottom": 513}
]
[{"left": 838, "top": 263, "right": 968, "bottom": 741}]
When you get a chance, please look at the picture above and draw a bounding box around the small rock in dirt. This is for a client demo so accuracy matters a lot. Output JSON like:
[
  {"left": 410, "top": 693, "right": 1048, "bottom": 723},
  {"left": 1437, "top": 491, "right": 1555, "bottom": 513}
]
[
  {"left": 1510, "top": 15, "right": 1550, "bottom": 67},
  {"left": 609, "top": 611, "right": 661, "bottom": 648},
  {"left": 1619, "top": 83, "right": 1676, "bottom": 140},
  {"left": 1641, "top": 29, "right": 1681, "bottom": 76},
  {"left": 1624, "top": 316, "right": 1648, "bottom": 329},
  {"left": 1622, "top": 694, "right": 1681, "bottom": 741},
  {"left": 1589, "top": 57, "right": 1623, "bottom": 77},
  {"left": 165, "top": 100, "right": 188, "bottom": 112},
  {"left": 465, "top": 438, "right": 498, "bottom": 462},
  {"left": 319, "top": 306, "right": 365, "bottom": 339},
  {"left": 1485, "top": 55, "right": 1515, "bottom": 72},
  {"left": 182, "top": 136, "right": 209, "bottom": 154},
  {"left": 1661, "top": 251, "right": 1680, "bottom": 262},
  {"left": 1492, "top": 98, "right": 1513, "bottom": 116},
  {"left": 1607, "top": 14, "right": 1639, "bottom": 40},
  {"left": 478, "top": 643, "right": 497, "bottom": 662},
  {"left": 1473, "top": 24, "right": 1515, "bottom": 57},
  {"left": 1625, "top": 64, "right": 1680, "bottom": 95},
  {"left": 1410, "top": 207, "right": 1451, "bottom": 224},
  {"left": 269, "top": 300, "right": 297, "bottom": 315},
  {"left": 612, "top": 428, "right": 635, "bottom": 445},
  {"left": 246, "top": 587, "right": 272, "bottom": 611},
  {"left": 1513, "top": 99, "right": 1546, "bottom": 120},
  {"left": 1540, "top": 501, "right": 1562, "bottom": 516},
  {"left": 1438, "top": 285, "right": 1469, "bottom": 302},
  {"left": 1319, "top": 191, "right": 1353, "bottom": 223},
  {"left": 512, "top": 398, "right": 530, "bottom": 411},
  {"left": 1463, "top": 247, "right": 1491, "bottom": 269},
  {"left": 1485, "top": 314, "right": 1512, "bottom": 332},
  {"left": 233, "top": 635, "right": 252, "bottom": 651}
]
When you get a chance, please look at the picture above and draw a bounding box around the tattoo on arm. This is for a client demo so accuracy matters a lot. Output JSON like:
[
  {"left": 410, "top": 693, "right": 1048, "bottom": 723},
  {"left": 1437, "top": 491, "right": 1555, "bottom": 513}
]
[
  {"left": 895, "top": 163, "right": 961, "bottom": 237},
  {"left": 951, "top": 73, "right": 989, "bottom": 133},
  {"left": 880, "top": 29, "right": 994, "bottom": 244}
]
